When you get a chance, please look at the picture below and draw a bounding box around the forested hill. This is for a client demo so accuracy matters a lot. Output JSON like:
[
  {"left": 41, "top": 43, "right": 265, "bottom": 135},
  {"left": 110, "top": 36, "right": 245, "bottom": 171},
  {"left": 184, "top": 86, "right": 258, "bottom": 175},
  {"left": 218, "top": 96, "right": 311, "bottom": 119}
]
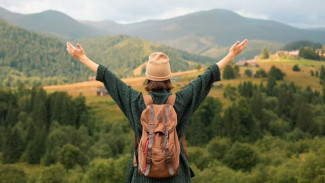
[
  {"left": 0, "top": 18, "right": 92, "bottom": 87},
  {"left": 0, "top": 18, "right": 214, "bottom": 87},
  {"left": 76, "top": 35, "right": 216, "bottom": 75},
  {"left": 0, "top": 7, "right": 106, "bottom": 39}
]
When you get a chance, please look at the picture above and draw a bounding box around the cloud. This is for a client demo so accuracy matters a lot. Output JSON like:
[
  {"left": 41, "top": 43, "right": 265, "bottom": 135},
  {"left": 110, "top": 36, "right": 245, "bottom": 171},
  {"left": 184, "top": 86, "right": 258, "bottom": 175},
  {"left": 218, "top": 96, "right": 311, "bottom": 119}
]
[{"left": 0, "top": 0, "right": 324, "bottom": 28}]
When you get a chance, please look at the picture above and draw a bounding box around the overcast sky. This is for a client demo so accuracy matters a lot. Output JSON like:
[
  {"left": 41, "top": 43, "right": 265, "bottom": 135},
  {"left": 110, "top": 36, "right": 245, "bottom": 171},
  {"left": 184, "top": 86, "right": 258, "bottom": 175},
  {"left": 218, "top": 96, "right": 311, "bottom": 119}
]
[{"left": 1, "top": 0, "right": 325, "bottom": 28}]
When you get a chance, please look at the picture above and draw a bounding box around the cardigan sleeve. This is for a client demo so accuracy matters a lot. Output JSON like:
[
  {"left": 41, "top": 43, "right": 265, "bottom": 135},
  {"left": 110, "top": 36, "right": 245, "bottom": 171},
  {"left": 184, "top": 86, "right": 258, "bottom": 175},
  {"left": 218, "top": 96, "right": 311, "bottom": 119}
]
[
  {"left": 96, "top": 65, "right": 142, "bottom": 121},
  {"left": 175, "top": 64, "right": 221, "bottom": 130}
]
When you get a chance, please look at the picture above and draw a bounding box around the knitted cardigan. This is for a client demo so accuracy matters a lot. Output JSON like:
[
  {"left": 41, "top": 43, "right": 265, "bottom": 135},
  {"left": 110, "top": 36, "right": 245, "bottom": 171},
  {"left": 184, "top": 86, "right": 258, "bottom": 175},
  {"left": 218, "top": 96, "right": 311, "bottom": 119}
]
[{"left": 96, "top": 64, "right": 221, "bottom": 183}]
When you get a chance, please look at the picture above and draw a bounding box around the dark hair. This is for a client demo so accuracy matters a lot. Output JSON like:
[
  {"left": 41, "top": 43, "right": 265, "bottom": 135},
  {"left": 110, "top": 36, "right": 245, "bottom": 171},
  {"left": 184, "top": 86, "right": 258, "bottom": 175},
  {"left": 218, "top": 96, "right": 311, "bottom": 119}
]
[{"left": 145, "top": 79, "right": 174, "bottom": 92}]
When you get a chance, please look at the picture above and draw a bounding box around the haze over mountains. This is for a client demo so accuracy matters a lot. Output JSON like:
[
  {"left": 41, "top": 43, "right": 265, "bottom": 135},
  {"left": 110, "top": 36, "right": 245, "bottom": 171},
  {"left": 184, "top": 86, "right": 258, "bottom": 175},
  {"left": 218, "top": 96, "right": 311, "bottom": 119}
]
[
  {"left": 1, "top": 7, "right": 324, "bottom": 60},
  {"left": 0, "top": 7, "right": 106, "bottom": 40}
]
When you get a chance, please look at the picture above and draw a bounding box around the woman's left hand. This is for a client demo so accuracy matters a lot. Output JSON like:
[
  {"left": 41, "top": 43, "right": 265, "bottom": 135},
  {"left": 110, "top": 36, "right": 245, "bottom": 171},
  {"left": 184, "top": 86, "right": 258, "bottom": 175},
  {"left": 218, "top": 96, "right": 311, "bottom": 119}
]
[
  {"left": 228, "top": 39, "right": 248, "bottom": 58},
  {"left": 66, "top": 42, "right": 87, "bottom": 61}
]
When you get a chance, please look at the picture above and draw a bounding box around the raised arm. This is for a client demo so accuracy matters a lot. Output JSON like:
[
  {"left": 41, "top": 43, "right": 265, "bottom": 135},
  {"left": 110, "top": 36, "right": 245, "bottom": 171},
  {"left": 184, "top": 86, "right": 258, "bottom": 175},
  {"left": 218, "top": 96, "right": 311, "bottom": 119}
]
[
  {"left": 175, "top": 40, "right": 248, "bottom": 130},
  {"left": 66, "top": 42, "right": 142, "bottom": 122},
  {"left": 217, "top": 39, "right": 248, "bottom": 70},
  {"left": 66, "top": 42, "right": 98, "bottom": 73}
]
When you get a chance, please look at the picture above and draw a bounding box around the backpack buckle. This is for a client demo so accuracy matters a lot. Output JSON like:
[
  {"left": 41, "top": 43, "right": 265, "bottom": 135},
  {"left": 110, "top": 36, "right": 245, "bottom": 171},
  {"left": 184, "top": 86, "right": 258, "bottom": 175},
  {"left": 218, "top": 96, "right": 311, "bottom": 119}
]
[
  {"left": 166, "top": 156, "right": 171, "bottom": 163},
  {"left": 146, "top": 157, "right": 151, "bottom": 163}
]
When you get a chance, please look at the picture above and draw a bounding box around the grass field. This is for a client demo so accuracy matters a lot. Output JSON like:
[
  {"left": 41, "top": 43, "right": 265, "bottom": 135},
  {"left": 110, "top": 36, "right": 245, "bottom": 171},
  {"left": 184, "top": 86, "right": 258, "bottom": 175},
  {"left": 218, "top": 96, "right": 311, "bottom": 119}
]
[{"left": 43, "top": 57, "right": 324, "bottom": 123}]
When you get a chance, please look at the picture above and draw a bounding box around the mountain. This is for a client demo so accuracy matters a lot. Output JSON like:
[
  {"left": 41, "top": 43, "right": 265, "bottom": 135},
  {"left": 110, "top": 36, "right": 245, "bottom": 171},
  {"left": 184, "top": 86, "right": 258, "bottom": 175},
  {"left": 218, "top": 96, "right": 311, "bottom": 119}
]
[
  {"left": 1, "top": 7, "right": 324, "bottom": 60},
  {"left": 76, "top": 34, "right": 216, "bottom": 76},
  {"left": 95, "top": 9, "right": 325, "bottom": 45},
  {"left": 0, "top": 18, "right": 93, "bottom": 87},
  {"left": 84, "top": 9, "right": 325, "bottom": 59},
  {"left": 0, "top": 18, "right": 213, "bottom": 87},
  {"left": 0, "top": 7, "right": 107, "bottom": 40}
]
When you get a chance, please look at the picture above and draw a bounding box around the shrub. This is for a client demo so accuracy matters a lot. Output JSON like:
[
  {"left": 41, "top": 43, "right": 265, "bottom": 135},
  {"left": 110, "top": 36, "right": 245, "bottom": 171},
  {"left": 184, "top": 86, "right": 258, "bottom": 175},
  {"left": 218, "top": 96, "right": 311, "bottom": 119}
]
[
  {"left": 292, "top": 64, "right": 301, "bottom": 72},
  {"left": 223, "top": 143, "right": 258, "bottom": 171}
]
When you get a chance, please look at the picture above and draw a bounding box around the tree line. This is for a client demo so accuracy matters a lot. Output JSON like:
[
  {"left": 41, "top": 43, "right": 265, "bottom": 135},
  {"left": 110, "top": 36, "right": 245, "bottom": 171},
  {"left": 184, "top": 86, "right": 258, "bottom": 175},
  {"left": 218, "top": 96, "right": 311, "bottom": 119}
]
[{"left": 1, "top": 65, "right": 325, "bottom": 182}]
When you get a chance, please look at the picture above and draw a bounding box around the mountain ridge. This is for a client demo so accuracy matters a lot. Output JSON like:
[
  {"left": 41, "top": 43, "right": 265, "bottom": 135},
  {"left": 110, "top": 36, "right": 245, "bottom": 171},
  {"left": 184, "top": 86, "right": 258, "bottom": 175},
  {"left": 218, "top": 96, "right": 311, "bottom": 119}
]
[
  {"left": 0, "top": 7, "right": 107, "bottom": 39},
  {"left": 0, "top": 18, "right": 214, "bottom": 87},
  {"left": 0, "top": 7, "right": 324, "bottom": 60}
]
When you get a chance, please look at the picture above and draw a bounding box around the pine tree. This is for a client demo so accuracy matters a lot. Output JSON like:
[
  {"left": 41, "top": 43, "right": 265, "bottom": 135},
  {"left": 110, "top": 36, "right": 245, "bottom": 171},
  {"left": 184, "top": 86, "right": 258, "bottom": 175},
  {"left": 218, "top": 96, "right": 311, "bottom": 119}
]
[
  {"left": 238, "top": 99, "right": 255, "bottom": 139},
  {"left": 322, "top": 84, "right": 325, "bottom": 103},
  {"left": 73, "top": 94, "right": 87, "bottom": 128},
  {"left": 277, "top": 88, "right": 294, "bottom": 118},
  {"left": 223, "top": 104, "right": 241, "bottom": 141},
  {"left": 260, "top": 47, "right": 270, "bottom": 59},
  {"left": 223, "top": 65, "right": 235, "bottom": 79},
  {"left": 269, "top": 65, "right": 285, "bottom": 80},
  {"left": 266, "top": 76, "right": 277, "bottom": 96},
  {"left": 320, "top": 65, "right": 325, "bottom": 84},
  {"left": 4, "top": 104, "right": 18, "bottom": 128},
  {"left": 2, "top": 127, "right": 25, "bottom": 164},
  {"left": 26, "top": 128, "right": 46, "bottom": 164}
]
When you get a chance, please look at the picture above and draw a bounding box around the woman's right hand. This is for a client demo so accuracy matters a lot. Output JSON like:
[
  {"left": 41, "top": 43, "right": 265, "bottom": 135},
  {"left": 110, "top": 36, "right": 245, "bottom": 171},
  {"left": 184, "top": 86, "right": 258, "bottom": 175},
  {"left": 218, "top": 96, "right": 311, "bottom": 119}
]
[{"left": 66, "top": 42, "right": 87, "bottom": 61}]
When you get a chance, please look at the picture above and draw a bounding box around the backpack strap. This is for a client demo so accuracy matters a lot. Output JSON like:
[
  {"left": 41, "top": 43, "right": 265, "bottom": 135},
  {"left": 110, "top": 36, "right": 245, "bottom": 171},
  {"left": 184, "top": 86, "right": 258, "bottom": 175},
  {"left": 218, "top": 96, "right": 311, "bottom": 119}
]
[
  {"left": 143, "top": 94, "right": 153, "bottom": 106},
  {"left": 181, "top": 135, "right": 190, "bottom": 160},
  {"left": 166, "top": 94, "right": 176, "bottom": 106},
  {"left": 133, "top": 135, "right": 139, "bottom": 167}
]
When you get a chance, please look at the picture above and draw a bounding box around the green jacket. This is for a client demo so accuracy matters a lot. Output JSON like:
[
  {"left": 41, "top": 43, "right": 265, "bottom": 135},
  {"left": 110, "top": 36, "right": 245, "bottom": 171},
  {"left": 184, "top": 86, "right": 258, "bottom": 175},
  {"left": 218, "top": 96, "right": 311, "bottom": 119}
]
[{"left": 96, "top": 64, "right": 221, "bottom": 183}]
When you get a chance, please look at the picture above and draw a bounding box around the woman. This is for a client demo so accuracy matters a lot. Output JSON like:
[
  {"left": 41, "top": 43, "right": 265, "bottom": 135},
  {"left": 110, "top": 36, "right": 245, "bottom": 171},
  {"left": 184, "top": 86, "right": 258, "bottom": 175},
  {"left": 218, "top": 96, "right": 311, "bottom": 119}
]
[{"left": 66, "top": 39, "right": 248, "bottom": 182}]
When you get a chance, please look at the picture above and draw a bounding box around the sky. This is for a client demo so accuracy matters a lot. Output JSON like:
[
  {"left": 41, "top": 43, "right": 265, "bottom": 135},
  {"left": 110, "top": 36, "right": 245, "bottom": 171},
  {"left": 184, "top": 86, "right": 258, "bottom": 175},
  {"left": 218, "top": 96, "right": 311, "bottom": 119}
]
[{"left": 1, "top": 0, "right": 325, "bottom": 28}]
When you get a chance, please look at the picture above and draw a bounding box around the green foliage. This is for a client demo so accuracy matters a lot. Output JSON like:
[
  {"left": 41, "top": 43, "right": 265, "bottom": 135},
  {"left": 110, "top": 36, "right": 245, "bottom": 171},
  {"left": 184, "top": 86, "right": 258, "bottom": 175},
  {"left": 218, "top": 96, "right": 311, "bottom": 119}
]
[
  {"left": 0, "top": 164, "right": 27, "bottom": 183},
  {"left": 188, "top": 147, "right": 210, "bottom": 170},
  {"left": 266, "top": 159, "right": 299, "bottom": 183},
  {"left": 268, "top": 65, "right": 286, "bottom": 80},
  {"left": 58, "top": 144, "right": 88, "bottom": 170},
  {"left": 298, "top": 148, "right": 325, "bottom": 183},
  {"left": 38, "top": 163, "right": 66, "bottom": 183},
  {"left": 207, "top": 137, "right": 232, "bottom": 160},
  {"left": 186, "top": 97, "right": 223, "bottom": 146},
  {"left": 310, "top": 70, "right": 315, "bottom": 76},
  {"left": 282, "top": 40, "right": 323, "bottom": 51},
  {"left": 2, "top": 127, "right": 25, "bottom": 164},
  {"left": 0, "top": 19, "right": 91, "bottom": 87},
  {"left": 78, "top": 35, "right": 216, "bottom": 78},
  {"left": 223, "top": 104, "right": 241, "bottom": 141},
  {"left": 1, "top": 61, "right": 325, "bottom": 182},
  {"left": 25, "top": 129, "right": 46, "bottom": 164},
  {"left": 238, "top": 81, "right": 254, "bottom": 98},
  {"left": 292, "top": 64, "right": 301, "bottom": 72},
  {"left": 256, "top": 68, "right": 268, "bottom": 78},
  {"left": 244, "top": 69, "right": 252, "bottom": 77},
  {"left": 223, "top": 65, "right": 236, "bottom": 79},
  {"left": 299, "top": 47, "right": 322, "bottom": 60},
  {"left": 223, "top": 143, "right": 258, "bottom": 172},
  {"left": 223, "top": 85, "right": 238, "bottom": 101},
  {"left": 320, "top": 65, "right": 325, "bottom": 84},
  {"left": 260, "top": 47, "right": 269, "bottom": 59},
  {"left": 0, "top": 19, "right": 214, "bottom": 87},
  {"left": 83, "top": 156, "right": 129, "bottom": 183}
]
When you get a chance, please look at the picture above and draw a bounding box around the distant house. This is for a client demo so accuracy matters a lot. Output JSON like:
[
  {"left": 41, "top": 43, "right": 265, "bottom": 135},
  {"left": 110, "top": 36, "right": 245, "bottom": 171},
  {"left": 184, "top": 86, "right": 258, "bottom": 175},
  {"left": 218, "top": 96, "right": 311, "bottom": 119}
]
[
  {"left": 289, "top": 50, "right": 299, "bottom": 56},
  {"left": 236, "top": 60, "right": 248, "bottom": 67},
  {"left": 97, "top": 87, "right": 108, "bottom": 96},
  {"left": 236, "top": 60, "right": 259, "bottom": 67},
  {"left": 276, "top": 50, "right": 299, "bottom": 57}
]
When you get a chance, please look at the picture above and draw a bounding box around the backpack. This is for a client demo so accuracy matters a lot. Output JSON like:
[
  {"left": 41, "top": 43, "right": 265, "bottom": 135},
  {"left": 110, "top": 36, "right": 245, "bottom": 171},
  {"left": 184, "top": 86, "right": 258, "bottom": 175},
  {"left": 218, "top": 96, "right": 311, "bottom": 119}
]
[{"left": 133, "top": 94, "right": 189, "bottom": 178}]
